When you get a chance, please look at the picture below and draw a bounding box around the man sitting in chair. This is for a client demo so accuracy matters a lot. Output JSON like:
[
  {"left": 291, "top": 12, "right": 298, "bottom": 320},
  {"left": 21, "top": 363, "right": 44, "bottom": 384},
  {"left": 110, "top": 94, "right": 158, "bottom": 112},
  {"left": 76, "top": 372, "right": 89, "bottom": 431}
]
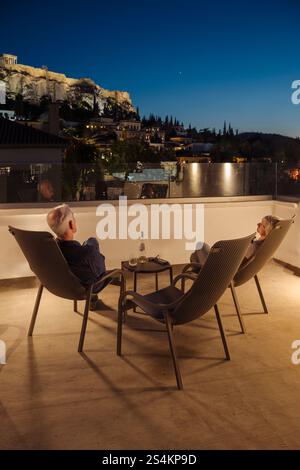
[{"left": 47, "top": 204, "right": 106, "bottom": 310}]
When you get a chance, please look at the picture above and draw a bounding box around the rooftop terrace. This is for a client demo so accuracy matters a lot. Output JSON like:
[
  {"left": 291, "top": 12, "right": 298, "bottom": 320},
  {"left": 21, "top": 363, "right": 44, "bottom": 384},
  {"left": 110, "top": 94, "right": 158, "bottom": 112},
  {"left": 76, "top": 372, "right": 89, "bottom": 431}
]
[
  {"left": 0, "top": 193, "right": 300, "bottom": 450},
  {"left": 1, "top": 260, "right": 300, "bottom": 450}
]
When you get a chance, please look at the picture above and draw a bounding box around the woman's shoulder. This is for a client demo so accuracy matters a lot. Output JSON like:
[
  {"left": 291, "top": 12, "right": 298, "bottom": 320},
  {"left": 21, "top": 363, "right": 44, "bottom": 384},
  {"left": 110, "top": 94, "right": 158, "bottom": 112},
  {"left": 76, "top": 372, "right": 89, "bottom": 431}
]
[{"left": 253, "top": 238, "right": 265, "bottom": 246}]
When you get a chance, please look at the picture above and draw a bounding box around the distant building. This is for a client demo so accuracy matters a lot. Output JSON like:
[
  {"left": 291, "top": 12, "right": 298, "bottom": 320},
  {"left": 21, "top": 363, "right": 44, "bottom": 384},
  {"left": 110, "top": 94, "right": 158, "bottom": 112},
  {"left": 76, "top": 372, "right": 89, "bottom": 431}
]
[
  {"left": 142, "top": 127, "right": 165, "bottom": 145},
  {"left": 84, "top": 117, "right": 167, "bottom": 146},
  {"left": 0, "top": 118, "right": 66, "bottom": 164},
  {"left": 116, "top": 120, "right": 142, "bottom": 140},
  {"left": 119, "top": 120, "right": 141, "bottom": 131},
  {"left": 15, "top": 102, "right": 61, "bottom": 136},
  {"left": 176, "top": 155, "right": 212, "bottom": 163},
  {"left": 184, "top": 142, "right": 213, "bottom": 153},
  {"left": 148, "top": 142, "right": 165, "bottom": 151},
  {"left": 176, "top": 142, "right": 213, "bottom": 163},
  {"left": 175, "top": 129, "right": 187, "bottom": 136},
  {"left": 0, "top": 108, "right": 15, "bottom": 120},
  {"left": 0, "top": 54, "right": 17, "bottom": 67},
  {"left": 85, "top": 117, "right": 118, "bottom": 135},
  {"left": 169, "top": 136, "right": 193, "bottom": 145}
]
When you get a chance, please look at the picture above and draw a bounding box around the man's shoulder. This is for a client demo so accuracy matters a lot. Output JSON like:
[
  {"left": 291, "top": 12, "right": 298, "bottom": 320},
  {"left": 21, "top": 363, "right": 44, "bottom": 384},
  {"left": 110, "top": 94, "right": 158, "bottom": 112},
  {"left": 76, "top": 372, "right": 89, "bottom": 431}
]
[
  {"left": 56, "top": 239, "right": 82, "bottom": 254},
  {"left": 56, "top": 239, "right": 99, "bottom": 260},
  {"left": 57, "top": 239, "right": 81, "bottom": 247}
]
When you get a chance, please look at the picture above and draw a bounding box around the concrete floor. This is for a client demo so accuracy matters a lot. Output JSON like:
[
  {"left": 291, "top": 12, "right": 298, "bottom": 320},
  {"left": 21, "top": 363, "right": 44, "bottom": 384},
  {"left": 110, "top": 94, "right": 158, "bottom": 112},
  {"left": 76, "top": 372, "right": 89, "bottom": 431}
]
[{"left": 1, "top": 261, "right": 300, "bottom": 450}]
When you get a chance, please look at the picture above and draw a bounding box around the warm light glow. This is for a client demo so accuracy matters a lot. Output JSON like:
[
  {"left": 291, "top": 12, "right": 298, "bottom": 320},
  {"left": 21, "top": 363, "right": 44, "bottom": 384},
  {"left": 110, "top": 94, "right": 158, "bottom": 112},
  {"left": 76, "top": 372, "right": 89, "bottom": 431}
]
[
  {"left": 191, "top": 162, "right": 200, "bottom": 175},
  {"left": 224, "top": 162, "right": 232, "bottom": 179},
  {"left": 223, "top": 163, "right": 234, "bottom": 195}
]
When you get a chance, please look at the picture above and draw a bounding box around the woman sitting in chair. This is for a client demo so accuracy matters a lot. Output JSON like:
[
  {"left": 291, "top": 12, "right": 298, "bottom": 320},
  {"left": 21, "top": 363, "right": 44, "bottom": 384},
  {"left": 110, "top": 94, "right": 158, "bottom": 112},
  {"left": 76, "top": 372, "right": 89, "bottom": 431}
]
[{"left": 191, "top": 215, "right": 280, "bottom": 270}]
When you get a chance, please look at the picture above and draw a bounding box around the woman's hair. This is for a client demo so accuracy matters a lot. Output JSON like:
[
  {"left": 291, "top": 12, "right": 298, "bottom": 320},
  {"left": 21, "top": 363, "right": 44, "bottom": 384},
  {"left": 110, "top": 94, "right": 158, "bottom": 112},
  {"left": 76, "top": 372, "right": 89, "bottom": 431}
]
[
  {"left": 47, "top": 204, "right": 74, "bottom": 237},
  {"left": 263, "top": 215, "right": 280, "bottom": 236}
]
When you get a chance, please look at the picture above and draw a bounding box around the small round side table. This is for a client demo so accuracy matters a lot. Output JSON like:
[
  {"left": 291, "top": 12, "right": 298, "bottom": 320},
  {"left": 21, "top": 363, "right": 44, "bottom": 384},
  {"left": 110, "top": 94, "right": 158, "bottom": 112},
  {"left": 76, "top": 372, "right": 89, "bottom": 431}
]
[{"left": 122, "top": 259, "right": 173, "bottom": 310}]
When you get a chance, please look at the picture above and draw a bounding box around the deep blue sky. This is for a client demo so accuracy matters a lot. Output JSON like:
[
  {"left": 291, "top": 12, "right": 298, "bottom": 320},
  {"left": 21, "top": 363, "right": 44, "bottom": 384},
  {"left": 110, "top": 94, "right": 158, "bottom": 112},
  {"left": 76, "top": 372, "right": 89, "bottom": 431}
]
[{"left": 2, "top": 0, "right": 300, "bottom": 136}]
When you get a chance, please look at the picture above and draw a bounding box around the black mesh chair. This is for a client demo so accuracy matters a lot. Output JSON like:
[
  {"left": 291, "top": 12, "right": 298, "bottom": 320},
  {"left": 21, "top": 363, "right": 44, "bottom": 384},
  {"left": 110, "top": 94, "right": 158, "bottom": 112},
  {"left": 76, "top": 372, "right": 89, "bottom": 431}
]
[
  {"left": 231, "top": 218, "right": 294, "bottom": 325},
  {"left": 182, "top": 218, "right": 294, "bottom": 333},
  {"left": 117, "top": 233, "right": 254, "bottom": 390},
  {"left": 9, "top": 226, "right": 125, "bottom": 352}
]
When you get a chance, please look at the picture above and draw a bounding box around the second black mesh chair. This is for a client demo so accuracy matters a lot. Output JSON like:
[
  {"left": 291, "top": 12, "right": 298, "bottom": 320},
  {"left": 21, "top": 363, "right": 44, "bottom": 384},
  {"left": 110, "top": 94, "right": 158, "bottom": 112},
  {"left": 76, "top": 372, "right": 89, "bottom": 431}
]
[
  {"left": 231, "top": 218, "right": 294, "bottom": 324},
  {"left": 9, "top": 226, "right": 125, "bottom": 352},
  {"left": 117, "top": 233, "right": 254, "bottom": 390},
  {"left": 182, "top": 218, "right": 294, "bottom": 333}
]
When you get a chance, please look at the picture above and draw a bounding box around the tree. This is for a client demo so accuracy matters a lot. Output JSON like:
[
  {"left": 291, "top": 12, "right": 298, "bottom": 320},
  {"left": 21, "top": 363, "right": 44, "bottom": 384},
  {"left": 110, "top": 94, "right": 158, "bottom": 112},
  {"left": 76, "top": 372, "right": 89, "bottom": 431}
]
[
  {"left": 15, "top": 94, "right": 24, "bottom": 117},
  {"left": 93, "top": 94, "right": 100, "bottom": 117},
  {"left": 63, "top": 138, "right": 102, "bottom": 200}
]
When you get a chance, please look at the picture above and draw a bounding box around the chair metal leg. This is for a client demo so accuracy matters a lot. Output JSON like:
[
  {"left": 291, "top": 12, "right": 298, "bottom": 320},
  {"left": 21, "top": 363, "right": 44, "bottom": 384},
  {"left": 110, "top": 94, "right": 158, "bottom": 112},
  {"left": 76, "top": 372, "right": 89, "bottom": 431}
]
[
  {"left": 169, "top": 266, "right": 173, "bottom": 284},
  {"left": 28, "top": 284, "right": 44, "bottom": 336},
  {"left": 230, "top": 283, "right": 246, "bottom": 333},
  {"left": 254, "top": 274, "right": 268, "bottom": 313},
  {"left": 165, "top": 313, "right": 183, "bottom": 390},
  {"left": 119, "top": 272, "right": 127, "bottom": 323},
  {"left": 214, "top": 304, "right": 231, "bottom": 360},
  {"left": 117, "top": 297, "right": 124, "bottom": 356},
  {"left": 73, "top": 300, "right": 78, "bottom": 312},
  {"left": 78, "top": 286, "right": 93, "bottom": 352},
  {"left": 181, "top": 277, "right": 185, "bottom": 293},
  {"left": 155, "top": 273, "right": 158, "bottom": 291}
]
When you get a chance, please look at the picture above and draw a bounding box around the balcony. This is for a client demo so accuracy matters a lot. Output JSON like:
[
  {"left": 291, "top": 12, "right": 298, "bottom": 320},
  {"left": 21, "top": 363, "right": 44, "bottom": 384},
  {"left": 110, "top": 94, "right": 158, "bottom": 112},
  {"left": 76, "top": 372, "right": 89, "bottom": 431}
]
[
  {"left": 1, "top": 257, "right": 300, "bottom": 450},
  {"left": 1, "top": 163, "right": 300, "bottom": 450}
]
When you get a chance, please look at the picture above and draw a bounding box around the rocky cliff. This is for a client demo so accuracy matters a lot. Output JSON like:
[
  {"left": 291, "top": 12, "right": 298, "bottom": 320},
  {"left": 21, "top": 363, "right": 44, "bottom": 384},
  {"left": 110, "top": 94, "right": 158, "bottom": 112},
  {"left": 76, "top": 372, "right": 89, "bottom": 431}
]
[{"left": 0, "top": 61, "right": 134, "bottom": 113}]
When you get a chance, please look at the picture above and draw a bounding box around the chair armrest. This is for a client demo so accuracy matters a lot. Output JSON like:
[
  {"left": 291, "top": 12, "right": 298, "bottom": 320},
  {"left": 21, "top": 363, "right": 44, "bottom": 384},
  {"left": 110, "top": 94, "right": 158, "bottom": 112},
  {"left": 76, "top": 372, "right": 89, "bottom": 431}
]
[
  {"left": 93, "top": 269, "right": 126, "bottom": 292},
  {"left": 120, "top": 290, "right": 182, "bottom": 313},
  {"left": 107, "top": 269, "right": 126, "bottom": 281},
  {"left": 172, "top": 272, "right": 198, "bottom": 287},
  {"left": 182, "top": 262, "right": 202, "bottom": 273}
]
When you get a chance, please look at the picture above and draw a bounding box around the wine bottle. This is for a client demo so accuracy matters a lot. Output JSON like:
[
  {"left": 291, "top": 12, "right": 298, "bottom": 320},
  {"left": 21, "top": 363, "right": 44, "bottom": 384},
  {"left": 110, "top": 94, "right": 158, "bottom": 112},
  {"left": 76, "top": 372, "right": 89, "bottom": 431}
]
[{"left": 138, "top": 231, "right": 147, "bottom": 264}]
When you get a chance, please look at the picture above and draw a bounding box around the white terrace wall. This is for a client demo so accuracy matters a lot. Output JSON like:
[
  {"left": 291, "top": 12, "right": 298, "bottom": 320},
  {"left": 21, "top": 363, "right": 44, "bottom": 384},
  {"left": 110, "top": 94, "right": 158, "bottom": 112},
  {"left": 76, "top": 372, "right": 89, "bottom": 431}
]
[{"left": 0, "top": 197, "right": 297, "bottom": 280}]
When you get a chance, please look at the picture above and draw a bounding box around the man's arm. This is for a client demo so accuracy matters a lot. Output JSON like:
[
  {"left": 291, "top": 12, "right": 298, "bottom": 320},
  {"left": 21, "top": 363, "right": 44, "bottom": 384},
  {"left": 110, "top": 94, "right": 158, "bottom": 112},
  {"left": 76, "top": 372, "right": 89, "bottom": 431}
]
[{"left": 83, "top": 237, "right": 106, "bottom": 279}]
